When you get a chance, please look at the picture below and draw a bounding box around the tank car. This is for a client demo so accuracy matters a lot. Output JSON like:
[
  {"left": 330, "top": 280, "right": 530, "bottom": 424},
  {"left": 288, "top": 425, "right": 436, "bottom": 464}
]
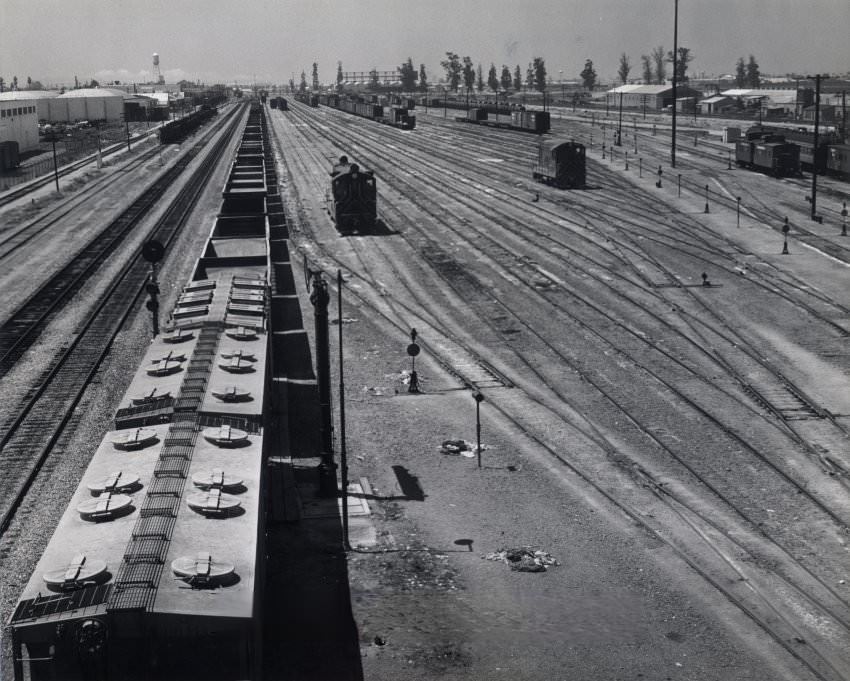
[
  {"left": 533, "top": 139, "right": 586, "bottom": 189},
  {"left": 329, "top": 156, "right": 377, "bottom": 234}
]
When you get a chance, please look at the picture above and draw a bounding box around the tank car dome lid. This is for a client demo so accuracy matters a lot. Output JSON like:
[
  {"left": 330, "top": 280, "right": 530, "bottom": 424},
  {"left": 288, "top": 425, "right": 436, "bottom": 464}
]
[
  {"left": 56, "top": 88, "right": 124, "bottom": 98},
  {"left": 0, "top": 90, "right": 61, "bottom": 100}
]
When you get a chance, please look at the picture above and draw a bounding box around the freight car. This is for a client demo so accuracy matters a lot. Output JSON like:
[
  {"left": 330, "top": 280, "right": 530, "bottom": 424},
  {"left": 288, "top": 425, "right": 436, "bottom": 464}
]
[
  {"left": 269, "top": 97, "right": 288, "bottom": 111},
  {"left": 8, "top": 104, "right": 280, "bottom": 681},
  {"left": 293, "top": 91, "right": 318, "bottom": 107},
  {"left": 744, "top": 125, "right": 842, "bottom": 173},
  {"left": 389, "top": 95, "right": 416, "bottom": 110},
  {"left": 454, "top": 107, "right": 550, "bottom": 134},
  {"left": 159, "top": 106, "right": 218, "bottom": 144},
  {"left": 329, "top": 155, "right": 377, "bottom": 234},
  {"left": 318, "top": 94, "right": 416, "bottom": 130},
  {"left": 423, "top": 97, "right": 515, "bottom": 116},
  {"left": 735, "top": 137, "right": 801, "bottom": 177},
  {"left": 532, "top": 139, "right": 586, "bottom": 188},
  {"left": 0, "top": 140, "right": 20, "bottom": 171},
  {"left": 826, "top": 144, "right": 850, "bottom": 179}
]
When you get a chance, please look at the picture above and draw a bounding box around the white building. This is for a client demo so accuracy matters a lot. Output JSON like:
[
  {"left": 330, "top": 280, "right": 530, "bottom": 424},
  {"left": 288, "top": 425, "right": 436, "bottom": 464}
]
[
  {"left": 0, "top": 93, "right": 40, "bottom": 152},
  {"left": 0, "top": 90, "right": 61, "bottom": 120},
  {"left": 50, "top": 88, "right": 124, "bottom": 123}
]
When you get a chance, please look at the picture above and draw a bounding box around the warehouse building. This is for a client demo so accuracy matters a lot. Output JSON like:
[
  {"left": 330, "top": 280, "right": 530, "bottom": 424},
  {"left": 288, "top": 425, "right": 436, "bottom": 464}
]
[
  {"left": 50, "top": 88, "right": 124, "bottom": 123},
  {"left": 0, "top": 93, "right": 40, "bottom": 153},
  {"left": 0, "top": 90, "right": 61, "bottom": 121},
  {"left": 605, "top": 84, "right": 702, "bottom": 111}
]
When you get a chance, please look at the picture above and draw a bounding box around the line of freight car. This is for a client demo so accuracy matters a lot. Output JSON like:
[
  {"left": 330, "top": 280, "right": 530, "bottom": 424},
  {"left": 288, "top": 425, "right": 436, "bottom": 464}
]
[
  {"left": 269, "top": 97, "right": 289, "bottom": 110},
  {"left": 744, "top": 125, "right": 850, "bottom": 179},
  {"left": 734, "top": 135, "right": 801, "bottom": 177},
  {"left": 159, "top": 106, "right": 219, "bottom": 144},
  {"left": 455, "top": 107, "right": 550, "bottom": 134},
  {"left": 318, "top": 94, "right": 416, "bottom": 130},
  {"left": 293, "top": 91, "right": 318, "bottom": 107},
  {"left": 421, "top": 97, "right": 518, "bottom": 116},
  {"left": 8, "top": 102, "right": 280, "bottom": 681}
]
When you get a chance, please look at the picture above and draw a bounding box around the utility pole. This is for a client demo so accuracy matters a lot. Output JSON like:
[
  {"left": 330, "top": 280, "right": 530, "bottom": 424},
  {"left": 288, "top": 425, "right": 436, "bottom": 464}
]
[
  {"left": 810, "top": 74, "right": 821, "bottom": 222},
  {"left": 671, "top": 0, "right": 678, "bottom": 168},
  {"left": 618, "top": 91, "right": 625, "bottom": 144}
]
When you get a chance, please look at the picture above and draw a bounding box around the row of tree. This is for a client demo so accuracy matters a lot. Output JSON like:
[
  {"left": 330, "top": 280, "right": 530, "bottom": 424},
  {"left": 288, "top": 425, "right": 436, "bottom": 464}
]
[
  {"left": 295, "top": 50, "right": 763, "bottom": 96},
  {"left": 0, "top": 75, "right": 45, "bottom": 92}
]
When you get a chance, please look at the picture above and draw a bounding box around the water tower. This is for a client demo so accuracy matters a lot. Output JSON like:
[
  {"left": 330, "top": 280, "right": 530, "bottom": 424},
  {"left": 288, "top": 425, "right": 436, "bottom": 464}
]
[{"left": 152, "top": 53, "right": 164, "bottom": 84}]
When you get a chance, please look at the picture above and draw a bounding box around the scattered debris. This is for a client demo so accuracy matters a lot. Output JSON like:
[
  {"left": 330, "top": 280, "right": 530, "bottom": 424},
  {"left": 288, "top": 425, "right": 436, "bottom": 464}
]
[
  {"left": 361, "top": 386, "right": 385, "bottom": 396},
  {"left": 440, "top": 440, "right": 488, "bottom": 458},
  {"left": 332, "top": 317, "right": 358, "bottom": 325},
  {"left": 482, "top": 547, "right": 559, "bottom": 572}
]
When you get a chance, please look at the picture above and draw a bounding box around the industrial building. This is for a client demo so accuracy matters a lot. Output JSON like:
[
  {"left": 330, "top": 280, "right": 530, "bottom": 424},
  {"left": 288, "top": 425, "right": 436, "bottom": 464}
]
[
  {"left": 0, "top": 93, "right": 40, "bottom": 152},
  {"left": 51, "top": 88, "right": 124, "bottom": 123},
  {"left": 604, "top": 84, "right": 702, "bottom": 111}
]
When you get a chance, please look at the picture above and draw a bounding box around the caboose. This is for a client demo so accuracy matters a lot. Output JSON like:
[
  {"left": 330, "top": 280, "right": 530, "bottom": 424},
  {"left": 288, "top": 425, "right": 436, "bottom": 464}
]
[
  {"left": 329, "top": 156, "right": 377, "bottom": 234},
  {"left": 533, "top": 139, "right": 586, "bottom": 189}
]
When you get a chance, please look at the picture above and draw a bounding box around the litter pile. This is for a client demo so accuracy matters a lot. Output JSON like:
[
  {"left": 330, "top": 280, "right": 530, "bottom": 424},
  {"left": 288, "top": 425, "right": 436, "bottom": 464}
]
[
  {"left": 440, "top": 440, "right": 475, "bottom": 457},
  {"left": 482, "top": 547, "right": 559, "bottom": 572}
]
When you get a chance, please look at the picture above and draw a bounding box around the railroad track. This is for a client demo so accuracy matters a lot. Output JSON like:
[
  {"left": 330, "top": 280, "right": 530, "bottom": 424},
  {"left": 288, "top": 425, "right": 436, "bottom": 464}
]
[
  {"left": 0, "top": 129, "right": 161, "bottom": 209},
  {"left": 0, "top": 106, "right": 242, "bottom": 378},
  {"left": 274, "top": 105, "right": 850, "bottom": 679},
  {"left": 0, "top": 143, "right": 164, "bottom": 260},
  {"left": 0, "top": 105, "right": 246, "bottom": 537}
]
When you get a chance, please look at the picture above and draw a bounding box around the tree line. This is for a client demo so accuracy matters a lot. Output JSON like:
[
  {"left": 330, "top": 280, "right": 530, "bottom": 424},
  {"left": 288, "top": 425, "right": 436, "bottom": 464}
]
[{"left": 297, "top": 49, "right": 764, "bottom": 96}]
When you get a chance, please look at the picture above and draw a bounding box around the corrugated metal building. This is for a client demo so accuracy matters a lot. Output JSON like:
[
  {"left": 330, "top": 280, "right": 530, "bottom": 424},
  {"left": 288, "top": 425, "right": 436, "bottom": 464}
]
[
  {"left": 605, "top": 84, "right": 702, "bottom": 110},
  {"left": 50, "top": 88, "right": 124, "bottom": 123},
  {"left": 0, "top": 93, "right": 40, "bottom": 152}
]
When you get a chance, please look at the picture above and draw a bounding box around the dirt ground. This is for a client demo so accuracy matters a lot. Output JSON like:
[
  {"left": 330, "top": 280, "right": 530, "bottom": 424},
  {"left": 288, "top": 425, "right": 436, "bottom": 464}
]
[{"left": 263, "top": 249, "right": 804, "bottom": 681}]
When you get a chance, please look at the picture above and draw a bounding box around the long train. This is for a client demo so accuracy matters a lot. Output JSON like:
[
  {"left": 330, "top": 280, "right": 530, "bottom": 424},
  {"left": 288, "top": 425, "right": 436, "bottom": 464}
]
[
  {"left": 159, "top": 106, "right": 219, "bottom": 144},
  {"left": 454, "top": 106, "right": 550, "bottom": 134},
  {"left": 8, "top": 102, "right": 291, "bottom": 681},
  {"left": 318, "top": 93, "right": 416, "bottom": 130}
]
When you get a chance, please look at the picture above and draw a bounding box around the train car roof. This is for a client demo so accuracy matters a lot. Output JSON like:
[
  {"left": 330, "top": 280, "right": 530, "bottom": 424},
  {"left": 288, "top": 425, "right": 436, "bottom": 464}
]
[{"left": 540, "top": 138, "right": 584, "bottom": 152}]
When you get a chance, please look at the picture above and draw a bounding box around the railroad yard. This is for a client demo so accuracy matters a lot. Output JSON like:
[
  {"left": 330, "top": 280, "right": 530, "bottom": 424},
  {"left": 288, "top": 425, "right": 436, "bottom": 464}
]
[{"left": 1, "top": 95, "right": 849, "bottom": 681}]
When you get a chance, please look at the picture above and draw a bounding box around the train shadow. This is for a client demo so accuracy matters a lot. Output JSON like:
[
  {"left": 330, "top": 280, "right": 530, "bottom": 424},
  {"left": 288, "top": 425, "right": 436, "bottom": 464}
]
[
  {"left": 264, "top": 464, "right": 364, "bottom": 681},
  {"left": 344, "top": 219, "right": 398, "bottom": 237}
]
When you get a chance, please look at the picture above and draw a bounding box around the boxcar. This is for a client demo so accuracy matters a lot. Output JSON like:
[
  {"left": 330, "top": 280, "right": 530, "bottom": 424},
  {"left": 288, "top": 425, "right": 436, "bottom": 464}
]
[
  {"left": 533, "top": 139, "right": 586, "bottom": 189},
  {"left": 735, "top": 139, "right": 800, "bottom": 177},
  {"left": 510, "top": 110, "right": 551, "bottom": 134},
  {"left": 826, "top": 144, "right": 850, "bottom": 179}
]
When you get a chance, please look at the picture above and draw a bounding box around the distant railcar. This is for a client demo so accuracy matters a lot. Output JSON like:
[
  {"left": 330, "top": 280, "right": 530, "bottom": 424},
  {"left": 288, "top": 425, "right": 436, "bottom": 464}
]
[
  {"left": 329, "top": 156, "right": 377, "bottom": 234},
  {"left": 510, "top": 110, "right": 550, "bottom": 134},
  {"left": 533, "top": 139, "right": 586, "bottom": 189},
  {"left": 454, "top": 107, "right": 550, "bottom": 134},
  {"left": 317, "top": 95, "right": 415, "bottom": 130},
  {"left": 825, "top": 144, "right": 850, "bottom": 180},
  {"left": 0, "top": 140, "right": 20, "bottom": 171},
  {"left": 735, "top": 138, "right": 800, "bottom": 177}
]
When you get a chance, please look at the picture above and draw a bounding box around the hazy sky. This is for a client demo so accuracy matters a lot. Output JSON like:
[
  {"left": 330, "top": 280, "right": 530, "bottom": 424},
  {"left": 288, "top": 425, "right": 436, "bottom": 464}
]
[{"left": 2, "top": 0, "right": 848, "bottom": 87}]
